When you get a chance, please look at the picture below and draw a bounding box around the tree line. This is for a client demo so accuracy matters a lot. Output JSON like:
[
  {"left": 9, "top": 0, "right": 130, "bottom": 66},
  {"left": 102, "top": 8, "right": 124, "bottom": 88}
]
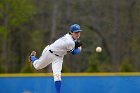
[{"left": 0, "top": 0, "right": 140, "bottom": 73}]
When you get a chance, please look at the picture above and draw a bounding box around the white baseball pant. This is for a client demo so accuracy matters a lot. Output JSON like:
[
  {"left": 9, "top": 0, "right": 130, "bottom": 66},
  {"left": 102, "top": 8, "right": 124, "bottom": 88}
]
[{"left": 33, "top": 46, "right": 63, "bottom": 81}]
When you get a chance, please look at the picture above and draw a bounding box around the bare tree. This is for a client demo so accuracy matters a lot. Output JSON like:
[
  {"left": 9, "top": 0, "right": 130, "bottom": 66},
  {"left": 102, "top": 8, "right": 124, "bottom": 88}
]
[
  {"left": 50, "top": 0, "right": 58, "bottom": 42},
  {"left": 112, "top": 0, "right": 120, "bottom": 71}
]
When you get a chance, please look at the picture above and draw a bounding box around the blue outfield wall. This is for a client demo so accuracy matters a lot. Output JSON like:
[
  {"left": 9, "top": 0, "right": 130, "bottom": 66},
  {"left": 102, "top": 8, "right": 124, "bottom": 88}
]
[{"left": 0, "top": 73, "right": 140, "bottom": 93}]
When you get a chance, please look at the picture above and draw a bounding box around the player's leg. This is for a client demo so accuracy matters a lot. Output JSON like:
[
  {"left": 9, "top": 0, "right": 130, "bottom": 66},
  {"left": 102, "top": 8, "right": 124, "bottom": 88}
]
[
  {"left": 29, "top": 46, "right": 54, "bottom": 70},
  {"left": 52, "top": 57, "right": 63, "bottom": 93}
]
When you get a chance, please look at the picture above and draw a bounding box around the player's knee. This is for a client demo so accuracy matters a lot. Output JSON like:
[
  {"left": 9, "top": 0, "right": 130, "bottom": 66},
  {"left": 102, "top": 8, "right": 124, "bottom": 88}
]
[
  {"left": 34, "top": 66, "right": 40, "bottom": 70},
  {"left": 32, "top": 60, "right": 44, "bottom": 70},
  {"left": 53, "top": 74, "right": 61, "bottom": 81},
  {"left": 33, "top": 64, "right": 42, "bottom": 70}
]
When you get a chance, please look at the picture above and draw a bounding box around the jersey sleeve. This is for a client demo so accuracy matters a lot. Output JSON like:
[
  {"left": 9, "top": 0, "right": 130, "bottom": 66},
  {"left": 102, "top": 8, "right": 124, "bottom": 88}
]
[{"left": 66, "top": 41, "right": 75, "bottom": 52}]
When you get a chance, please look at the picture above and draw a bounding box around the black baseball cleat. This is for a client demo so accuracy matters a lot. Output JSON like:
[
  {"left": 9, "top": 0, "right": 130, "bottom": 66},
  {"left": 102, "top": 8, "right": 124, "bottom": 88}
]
[{"left": 29, "top": 51, "right": 36, "bottom": 63}]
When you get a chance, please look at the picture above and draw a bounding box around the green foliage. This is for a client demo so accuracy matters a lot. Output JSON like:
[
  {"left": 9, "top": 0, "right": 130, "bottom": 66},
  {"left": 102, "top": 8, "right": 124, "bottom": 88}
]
[
  {"left": 0, "top": 3, "right": 3, "bottom": 18},
  {"left": 30, "top": 30, "right": 44, "bottom": 52},
  {"left": 0, "top": 0, "right": 35, "bottom": 73},
  {"left": 0, "top": 0, "right": 35, "bottom": 27},
  {"left": 20, "top": 58, "right": 35, "bottom": 73},
  {"left": 87, "top": 52, "right": 100, "bottom": 72},
  {"left": 0, "top": 26, "right": 7, "bottom": 38},
  {"left": 120, "top": 58, "right": 133, "bottom": 72},
  {"left": 0, "top": 63, "right": 6, "bottom": 73},
  {"left": 62, "top": 64, "right": 70, "bottom": 72},
  {"left": 87, "top": 48, "right": 110, "bottom": 72}
]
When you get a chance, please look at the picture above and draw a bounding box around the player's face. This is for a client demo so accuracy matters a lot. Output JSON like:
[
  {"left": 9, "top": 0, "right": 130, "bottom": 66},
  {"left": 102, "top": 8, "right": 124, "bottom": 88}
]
[{"left": 71, "top": 31, "right": 81, "bottom": 40}]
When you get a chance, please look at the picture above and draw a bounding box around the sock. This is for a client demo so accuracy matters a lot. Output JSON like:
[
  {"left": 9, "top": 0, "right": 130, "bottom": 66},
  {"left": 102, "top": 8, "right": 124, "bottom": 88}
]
[
  {"left": 55, "top": 81, "right": 61, "bottom": 93},
  {"left": 31, "top": 56, "right": 37, "bottom": 63}
]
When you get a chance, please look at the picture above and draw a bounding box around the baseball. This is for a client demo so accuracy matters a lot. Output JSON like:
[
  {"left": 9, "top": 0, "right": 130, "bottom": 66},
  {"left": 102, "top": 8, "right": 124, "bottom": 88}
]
[{"left": 96, "top": 47, "right": 102, "bottom": 53}]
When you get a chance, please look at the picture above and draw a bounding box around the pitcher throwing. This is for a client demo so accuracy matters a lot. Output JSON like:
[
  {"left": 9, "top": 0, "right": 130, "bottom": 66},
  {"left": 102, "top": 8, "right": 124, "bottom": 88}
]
[{"left": 29, "top": 24, "right": 83, "bottom": 93}]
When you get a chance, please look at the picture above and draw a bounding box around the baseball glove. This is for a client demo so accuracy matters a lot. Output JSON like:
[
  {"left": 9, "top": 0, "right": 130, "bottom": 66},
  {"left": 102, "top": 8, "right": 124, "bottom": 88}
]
[{"left": 75, "top": 40, "right": 82, "bottom": 49}]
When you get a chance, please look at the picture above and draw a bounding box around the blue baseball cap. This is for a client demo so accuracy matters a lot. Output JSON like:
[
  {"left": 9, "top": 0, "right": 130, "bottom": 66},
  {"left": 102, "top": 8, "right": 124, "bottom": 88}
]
[{"left": 70, "top": 24, "right": 82, "bottom": 32}]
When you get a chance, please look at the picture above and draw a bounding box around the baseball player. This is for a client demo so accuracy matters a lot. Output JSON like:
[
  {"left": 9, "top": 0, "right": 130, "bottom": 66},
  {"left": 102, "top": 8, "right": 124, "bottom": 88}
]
[{"left": 29, "top": 24, "right": 83, "bottom": 93}]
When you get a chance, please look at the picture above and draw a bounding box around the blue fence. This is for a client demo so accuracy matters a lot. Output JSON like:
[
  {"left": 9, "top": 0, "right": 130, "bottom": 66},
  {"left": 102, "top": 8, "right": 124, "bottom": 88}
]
[{"left": 0, "top": 73, "right": 140, "bottom": 93}]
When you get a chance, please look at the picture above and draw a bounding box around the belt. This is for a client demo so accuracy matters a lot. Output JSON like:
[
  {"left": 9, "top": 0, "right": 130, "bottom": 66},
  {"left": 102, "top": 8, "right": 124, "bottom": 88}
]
[{"left": 49, "top": 50, "right": 60, "bottom": 57}]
